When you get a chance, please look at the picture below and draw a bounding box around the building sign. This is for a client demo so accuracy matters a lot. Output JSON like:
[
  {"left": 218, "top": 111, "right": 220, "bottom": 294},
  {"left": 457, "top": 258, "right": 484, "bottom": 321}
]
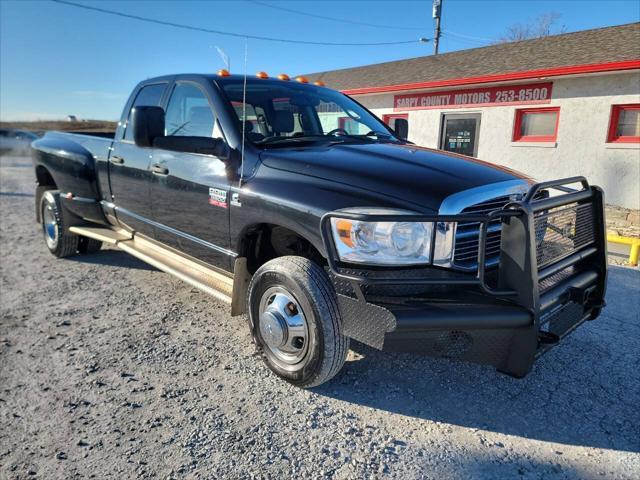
[{"left": 394, "top": 82, "right": 553, "bottom": 111}]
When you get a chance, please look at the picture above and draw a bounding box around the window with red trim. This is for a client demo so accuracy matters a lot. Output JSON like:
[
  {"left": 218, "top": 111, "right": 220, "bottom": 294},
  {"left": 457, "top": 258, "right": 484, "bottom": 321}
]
[
  {"left": 382, "top": 113, "right": 408, "bottom": 132},
  {"left": 512, "top": 107, "right": 560, "bottom": 142},
  {"left": 607, "top": 104, "right": 640, "bottom": 143}
]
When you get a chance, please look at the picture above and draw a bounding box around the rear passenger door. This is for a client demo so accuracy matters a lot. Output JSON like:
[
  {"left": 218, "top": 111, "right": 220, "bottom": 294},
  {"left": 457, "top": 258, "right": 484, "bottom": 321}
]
[
  {"left": 149, "top": 81, "right": 233, "bottom": 271},
  {"left": 109, "top": 82, "right": 167, "bottom": 236}
]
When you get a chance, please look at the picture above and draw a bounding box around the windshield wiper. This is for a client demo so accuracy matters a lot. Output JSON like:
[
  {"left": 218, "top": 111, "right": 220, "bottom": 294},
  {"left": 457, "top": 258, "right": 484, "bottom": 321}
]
[
  {"left": 258, "top": 135, "right": 316, "bottom": 144},
  {"left": 365, "top": 131, "right": 394, "bottom": 139},
  {"left": 256, "top": 133, "right": 397, "bottom": 148},
  {"left": 256, "top": 135, "right": 331, "bottom": 147},
  {"left": 327, "top": 133, "right": 402, "bottom": 145},
  {"left": 327, "top": 134, "right": 376, "bottom": 144}
]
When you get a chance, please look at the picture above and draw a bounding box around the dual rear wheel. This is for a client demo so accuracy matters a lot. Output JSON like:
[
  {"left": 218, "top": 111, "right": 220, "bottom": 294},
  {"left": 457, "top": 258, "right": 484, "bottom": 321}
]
[{"left": 39, "top": 189, "right": 102, "bottom": 258}]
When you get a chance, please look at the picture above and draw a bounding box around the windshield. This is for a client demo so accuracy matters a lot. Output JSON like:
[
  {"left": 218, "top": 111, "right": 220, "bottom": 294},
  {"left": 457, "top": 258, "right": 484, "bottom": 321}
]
[{"left": 220, "top": 80, "right": 400, "bottom": 147}]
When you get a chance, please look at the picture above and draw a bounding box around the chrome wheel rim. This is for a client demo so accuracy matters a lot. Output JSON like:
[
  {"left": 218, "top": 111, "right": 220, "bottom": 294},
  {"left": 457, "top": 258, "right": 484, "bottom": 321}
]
[
  {"left": 42, "top": 200, "right": 58, "bottom": 249},
  {"left": 258, "top": 286, "right": 309, "bottom": 365}
]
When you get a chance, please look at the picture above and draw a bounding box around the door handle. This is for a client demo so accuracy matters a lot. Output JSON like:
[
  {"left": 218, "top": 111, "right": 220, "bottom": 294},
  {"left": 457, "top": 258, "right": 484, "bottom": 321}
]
[
  {"left": 110, "top": 156, "right": 125, "bottom": 165},
  {"left": 151, "top": 164, "right": 169, "bottom": 175}
]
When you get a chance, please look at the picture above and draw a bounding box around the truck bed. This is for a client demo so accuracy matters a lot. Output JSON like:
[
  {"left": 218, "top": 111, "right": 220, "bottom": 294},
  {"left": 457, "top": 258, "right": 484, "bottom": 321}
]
[{"left": 32, "top": 131, "right": 115, "bottom": 225}]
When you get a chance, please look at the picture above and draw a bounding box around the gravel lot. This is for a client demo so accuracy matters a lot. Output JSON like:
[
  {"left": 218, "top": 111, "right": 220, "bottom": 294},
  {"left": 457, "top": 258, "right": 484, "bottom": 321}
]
[{"left": 1, "top": 153, "right": 639, "bottom": 479}]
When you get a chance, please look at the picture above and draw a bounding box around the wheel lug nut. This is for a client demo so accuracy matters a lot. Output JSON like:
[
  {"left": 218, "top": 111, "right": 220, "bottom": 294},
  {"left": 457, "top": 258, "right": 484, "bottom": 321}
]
[{"left": 286, "top": 302, "right": 297, "bottom": 315}]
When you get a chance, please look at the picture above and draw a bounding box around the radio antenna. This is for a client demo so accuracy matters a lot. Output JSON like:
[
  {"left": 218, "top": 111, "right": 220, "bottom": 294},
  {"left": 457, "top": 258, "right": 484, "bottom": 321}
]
[
  {"left": 239, "top": 37, "right": 248, "bottom": 187},
  {"left": 214, "top": 45, "right": 230, "bottom": 71}
]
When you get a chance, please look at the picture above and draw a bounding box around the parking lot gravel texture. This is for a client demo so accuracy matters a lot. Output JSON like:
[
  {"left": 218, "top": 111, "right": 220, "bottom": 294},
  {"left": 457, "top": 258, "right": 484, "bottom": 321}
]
[{"left": 1, "top": 153, "right": 639, "bottom": 479}]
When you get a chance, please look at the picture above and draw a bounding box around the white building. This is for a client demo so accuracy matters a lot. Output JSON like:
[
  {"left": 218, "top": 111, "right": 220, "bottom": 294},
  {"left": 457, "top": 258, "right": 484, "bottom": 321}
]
[{"left": 308, "top": 23, "right": 640, "bottom": 210}]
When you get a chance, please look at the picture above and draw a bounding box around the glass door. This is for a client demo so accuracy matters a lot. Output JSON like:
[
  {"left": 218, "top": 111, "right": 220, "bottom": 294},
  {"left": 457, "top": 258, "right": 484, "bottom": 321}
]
[{"left": 440, "top": 113, "right": 481, "bottom": 157}]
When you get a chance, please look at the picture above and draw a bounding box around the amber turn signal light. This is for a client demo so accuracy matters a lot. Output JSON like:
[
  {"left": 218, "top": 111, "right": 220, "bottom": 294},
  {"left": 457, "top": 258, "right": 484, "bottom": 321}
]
[{"left": 335, "top": 219, "right": 354, "bottom": 248}]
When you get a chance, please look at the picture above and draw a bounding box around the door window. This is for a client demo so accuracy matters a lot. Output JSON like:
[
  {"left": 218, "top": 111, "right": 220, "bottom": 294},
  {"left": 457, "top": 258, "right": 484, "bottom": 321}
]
[
  {"left": 440, "top": 114, "right": 481, "bottom": 157},
  {"left": 165, "top": 83, "right": 219, "bottom": 138},
  {"left": 123, "top": 83, "right": 166, "bottom": 141}
]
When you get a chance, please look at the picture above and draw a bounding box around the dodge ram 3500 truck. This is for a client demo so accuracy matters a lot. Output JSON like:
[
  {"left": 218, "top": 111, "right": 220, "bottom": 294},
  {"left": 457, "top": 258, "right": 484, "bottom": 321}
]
[{"left": 32, "top": 73, "right": 607, "bottom": 388}]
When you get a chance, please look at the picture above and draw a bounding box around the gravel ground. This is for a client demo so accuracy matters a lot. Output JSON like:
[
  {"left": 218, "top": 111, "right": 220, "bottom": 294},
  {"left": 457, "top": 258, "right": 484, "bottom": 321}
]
[{"left": 1, "top": 153, "right": 639, "bottom": 479}]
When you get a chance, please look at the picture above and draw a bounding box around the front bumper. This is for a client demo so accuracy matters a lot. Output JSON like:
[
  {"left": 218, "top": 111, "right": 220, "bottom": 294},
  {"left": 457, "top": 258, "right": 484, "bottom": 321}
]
[{"left": 321, "top": 177, "right": 607, "bottom": 378}]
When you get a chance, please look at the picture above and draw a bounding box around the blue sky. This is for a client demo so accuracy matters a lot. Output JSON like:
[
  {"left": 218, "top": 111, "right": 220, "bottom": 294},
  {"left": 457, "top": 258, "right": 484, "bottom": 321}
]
[{"left": 1, "top": 0, "right": 638, "bottom": 121}]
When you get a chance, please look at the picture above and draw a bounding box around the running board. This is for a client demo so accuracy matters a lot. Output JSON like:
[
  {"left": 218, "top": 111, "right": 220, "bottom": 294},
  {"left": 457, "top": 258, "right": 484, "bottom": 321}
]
[
  {"left": 69, "top": 226, "right": 234, "bottom": 306},
  {"left": 69, "top": 226, "right": 132, "bottom": 244}
]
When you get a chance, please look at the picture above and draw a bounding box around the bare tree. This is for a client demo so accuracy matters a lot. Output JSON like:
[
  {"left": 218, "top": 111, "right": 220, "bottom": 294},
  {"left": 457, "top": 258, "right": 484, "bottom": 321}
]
[{"left": 497, "top": 12, "right": 567, "bottom": 43}]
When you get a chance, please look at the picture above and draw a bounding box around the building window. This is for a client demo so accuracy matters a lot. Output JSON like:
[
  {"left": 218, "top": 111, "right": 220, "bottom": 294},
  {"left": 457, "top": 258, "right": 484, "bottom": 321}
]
[
  {"left": 512, "top": 107, "right": 560, "bottom": 142},
  {"left": 382, "top": 114, "right": 408, "bottom": 133},
  {"left": 607, "top": 104, "right": 640, "bottom": 143}
]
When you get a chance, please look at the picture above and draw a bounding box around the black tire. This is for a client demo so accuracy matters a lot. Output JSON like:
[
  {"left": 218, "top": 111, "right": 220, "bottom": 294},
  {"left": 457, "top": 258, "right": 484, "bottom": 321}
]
[
  {"left": 39, "top": 190, "right": 79, "bottom": 258},
  {"left": 78, "top": 236, "right": 102, "bottom": 254},
  {"left": 247, "top": 256, "right": 349, "bottom": 388}
]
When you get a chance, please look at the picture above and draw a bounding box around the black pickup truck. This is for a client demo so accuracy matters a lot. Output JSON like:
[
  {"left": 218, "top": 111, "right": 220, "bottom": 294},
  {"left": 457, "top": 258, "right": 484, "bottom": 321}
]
[{"left": 31, "top": 73, "right": 607, "bottom": 387}]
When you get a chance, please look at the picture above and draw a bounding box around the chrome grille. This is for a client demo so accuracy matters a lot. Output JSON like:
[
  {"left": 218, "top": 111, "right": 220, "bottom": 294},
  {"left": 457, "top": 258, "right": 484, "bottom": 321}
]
[
  {"left": 452, "top": 190, "right": 593, "bottom": 271},
  {"left": 453, "top": 196, "right": 511, "bottom": 269}
]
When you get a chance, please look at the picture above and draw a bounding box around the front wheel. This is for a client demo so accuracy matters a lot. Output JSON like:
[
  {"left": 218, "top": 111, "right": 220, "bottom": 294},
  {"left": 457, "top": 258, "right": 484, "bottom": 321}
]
[
  {"left": 247, "top": 256, "right": 349, "bottom": 388},
  {"left": 39, "top": 190, "right": 79, "bottom": 258}
]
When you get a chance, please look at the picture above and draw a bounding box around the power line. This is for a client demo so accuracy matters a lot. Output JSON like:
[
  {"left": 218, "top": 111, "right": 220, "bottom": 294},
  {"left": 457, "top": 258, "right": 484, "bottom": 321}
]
[
  {"left": 248, "top": 0, "right": 424, "bottom": 31},
  {"left": 51, "top": 0, "right": 425, "bottom": 47},
  {"left": 442, "top": 30, "right": 493, "bottom": 45}
]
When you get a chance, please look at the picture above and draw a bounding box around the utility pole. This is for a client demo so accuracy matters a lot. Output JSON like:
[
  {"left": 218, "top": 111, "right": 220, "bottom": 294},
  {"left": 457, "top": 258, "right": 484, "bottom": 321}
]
[{"left": 433, "top": 0, "right": 443, "bottom": 55}]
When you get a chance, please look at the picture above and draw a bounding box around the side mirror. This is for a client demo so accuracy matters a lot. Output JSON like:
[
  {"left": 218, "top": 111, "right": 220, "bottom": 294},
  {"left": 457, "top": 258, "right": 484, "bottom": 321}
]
[
  {"left": 394, "top": 118, "right": 409, "bottom": 141},
  {"left": 152, "top": 136, "right": 230, "bottom": 161},
  {"left": 133, "top": 106, "right": 165, "bottom": 147}
]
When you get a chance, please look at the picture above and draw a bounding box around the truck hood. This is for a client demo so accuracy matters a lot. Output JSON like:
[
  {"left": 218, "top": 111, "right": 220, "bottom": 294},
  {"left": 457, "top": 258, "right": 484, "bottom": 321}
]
[{"left": 259, "top": 142, "right": 531, "bottom": 212}]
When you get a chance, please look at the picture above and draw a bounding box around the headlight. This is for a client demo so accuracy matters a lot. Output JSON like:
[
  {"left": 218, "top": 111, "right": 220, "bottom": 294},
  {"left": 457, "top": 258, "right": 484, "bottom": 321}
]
[
  {"left": 332, "top": 218, "right": 433, "bottom": 265},
  {"left": 329, "top": 209, "right": 456, "bottom": 266}
]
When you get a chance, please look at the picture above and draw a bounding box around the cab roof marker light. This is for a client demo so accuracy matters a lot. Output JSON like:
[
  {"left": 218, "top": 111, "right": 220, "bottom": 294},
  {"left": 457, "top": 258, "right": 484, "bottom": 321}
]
[
  {"left": 256, "top": 71, "right": 269, "bottom": 79},
  {"left": 295, "top": 76, "right": 309, "bottom": 83},
  {"left": 314, "top": 80, "right": 325, "bottom": 87},
  {"left": 278, "top": 73, "right": 290, "bottom": 81},
  {"left": 217, "top": 69, "right": 231, "bottom": 77}
]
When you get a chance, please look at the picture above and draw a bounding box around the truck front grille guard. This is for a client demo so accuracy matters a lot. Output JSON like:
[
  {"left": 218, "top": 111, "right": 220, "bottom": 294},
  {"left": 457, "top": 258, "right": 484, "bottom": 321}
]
[{"left": 320, "top": 176, "right": 607, "bottom": 314}]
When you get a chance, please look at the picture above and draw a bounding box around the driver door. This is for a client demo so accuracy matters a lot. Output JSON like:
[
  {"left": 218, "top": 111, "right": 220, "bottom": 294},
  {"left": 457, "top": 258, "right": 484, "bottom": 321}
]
[{"left": 149, "top": 81, "right": 233, "bottom": 271}]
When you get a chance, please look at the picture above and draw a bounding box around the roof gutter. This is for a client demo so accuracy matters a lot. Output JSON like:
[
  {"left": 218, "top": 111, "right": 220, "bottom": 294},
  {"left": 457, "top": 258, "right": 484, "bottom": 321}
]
[{"left": 341, "top": 59, "right": 640, "bottom": 95}]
